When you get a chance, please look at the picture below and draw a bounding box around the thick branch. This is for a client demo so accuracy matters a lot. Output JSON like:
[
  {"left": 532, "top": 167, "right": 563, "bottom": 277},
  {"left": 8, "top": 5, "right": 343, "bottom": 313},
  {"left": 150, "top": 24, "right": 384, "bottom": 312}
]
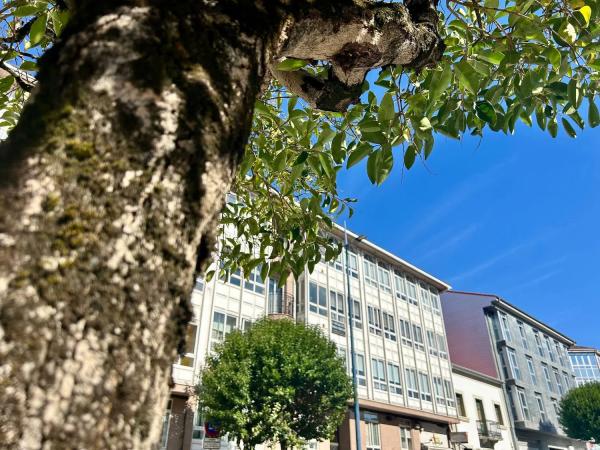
[{"left": 270, "top": 0, "right": 444, "bottom": 112}]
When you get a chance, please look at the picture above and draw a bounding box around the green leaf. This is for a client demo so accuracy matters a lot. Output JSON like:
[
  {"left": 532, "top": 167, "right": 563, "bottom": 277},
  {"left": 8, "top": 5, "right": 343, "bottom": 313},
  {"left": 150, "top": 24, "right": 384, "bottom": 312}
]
[
  {"left": 275, "top": 58, "right": 309, "bottom": 71},
  {"left": 378, "top": 93, "right": 395, "bottom": 122},
  {"left": 589, "top": 98, "right": 600, "bottom": 128},
  {"left": 476, "top": 50, "right": 505, "bottom": 65},
  {"left": 544, "top": 47, "right": 562, "bottom": 68},
  {"left": 13, "top": 5, "right": 41, "bottom": 17},
  {"left": 562, "top": 118, "right": 577, "bottom": 137},
  {"left": 346, "top": 142, "right": 371, "bottom": 169},
  {"left": 455, "top": 60, "right": 480, "bottom": 95},
  {"left": 428, "top": 64, "right": 452, "bottom": 101},
  {"left": 404, "top": 144, "right": 417, "bottom": 169},
  {"left": 29, "top": 13, "right": 47, "bottom": 46},
  {"left": 475, "top": 101, "right": 497, "bottom": 124},
  {"left": 366, "top": 147, "right": 393, "bottom": 185},
  {"left": 0, "top": 76, "right": 14, "bottom": 93},
  {"left": 19, "top": 61, "right": 38, "bottom": 71},
  {"left": 548, "top": 119, "right": 558, "bottom": 138},
  {"left": 568, "top": 79, "right": 582, "bottom": 109},
  {"left": 293, "top": 151, "right": 309, "bottom": 166},
  {"left": 417, "top": 117, "right": 432, "bottom": 132},
  {"left": 50, "top": 9, "right": 70, "bottom": 36}
]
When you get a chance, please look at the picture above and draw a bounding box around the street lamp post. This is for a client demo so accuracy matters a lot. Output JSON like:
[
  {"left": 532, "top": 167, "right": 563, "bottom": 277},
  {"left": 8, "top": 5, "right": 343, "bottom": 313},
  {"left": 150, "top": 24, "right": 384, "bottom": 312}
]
[{"left": 344, "top": 223, "right": 362, "bottom": 450}]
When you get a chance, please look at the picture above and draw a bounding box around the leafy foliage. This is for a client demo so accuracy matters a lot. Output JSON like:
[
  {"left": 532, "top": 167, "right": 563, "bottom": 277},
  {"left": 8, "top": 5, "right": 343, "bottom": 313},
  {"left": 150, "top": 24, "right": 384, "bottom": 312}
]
[
  {"left": 1, "top": 0, "right": 599, "bottom": 282},
  {"left": 198, "top": 318, "right": 352, "bottom": 448},
  {"left": 559, "top": 381, "right": 600, "bottom": 439}
]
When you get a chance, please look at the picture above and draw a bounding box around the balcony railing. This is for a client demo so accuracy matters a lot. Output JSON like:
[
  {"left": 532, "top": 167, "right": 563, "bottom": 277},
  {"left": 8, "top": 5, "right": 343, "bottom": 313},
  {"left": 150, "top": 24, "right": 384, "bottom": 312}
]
[
  {"left": 268, "top": 291, "right": 294, "bottom": 317},
  {"left": 477, "top": 420, "right": 502, "bottom": 441}
]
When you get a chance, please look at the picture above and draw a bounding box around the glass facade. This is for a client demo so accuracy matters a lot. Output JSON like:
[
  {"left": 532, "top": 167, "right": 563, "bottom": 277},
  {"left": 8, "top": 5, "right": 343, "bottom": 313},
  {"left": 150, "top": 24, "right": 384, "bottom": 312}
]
[{"left": 569, "top": 351, "right": 600, "bottom": 386}]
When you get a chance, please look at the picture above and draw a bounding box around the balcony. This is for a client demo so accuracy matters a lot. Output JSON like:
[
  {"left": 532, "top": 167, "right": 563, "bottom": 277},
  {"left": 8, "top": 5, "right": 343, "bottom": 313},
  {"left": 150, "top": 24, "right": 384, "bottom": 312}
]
[
  {"left": 268, "top": 291, "right": 294, "bottom": 317},
  {"left": 477, "top": 420, "right": 502, "bottom": 445}
]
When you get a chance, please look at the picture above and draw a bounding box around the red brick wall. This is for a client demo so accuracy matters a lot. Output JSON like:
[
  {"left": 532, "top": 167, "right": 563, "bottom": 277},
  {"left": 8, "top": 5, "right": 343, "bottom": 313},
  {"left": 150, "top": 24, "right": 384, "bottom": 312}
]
[{"left": 441, "top": 291, "right": 498, "bottom": 379}]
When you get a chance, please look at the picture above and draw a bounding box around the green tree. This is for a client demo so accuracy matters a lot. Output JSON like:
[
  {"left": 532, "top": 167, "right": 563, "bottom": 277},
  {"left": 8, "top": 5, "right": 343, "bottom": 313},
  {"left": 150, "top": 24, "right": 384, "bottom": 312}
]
[
  {"left": 0, "top": 1, "right": 599, "bottom": 448},
  {"left": 199, "top": 318, "right": 352, "bottom": 450},
  {"left": 559, "top": 382, "right": 600, "bottom": 440}
]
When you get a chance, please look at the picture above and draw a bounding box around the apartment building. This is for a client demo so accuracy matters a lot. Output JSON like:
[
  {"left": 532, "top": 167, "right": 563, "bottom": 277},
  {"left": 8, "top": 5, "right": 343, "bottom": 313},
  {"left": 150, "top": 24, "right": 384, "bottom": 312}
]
[
  {"left": 568, "top": 346, "right": 600, "bottom": 386},
  {"left": 441, "top": 291, "right": 583, "bottom": 450},
  {"left": 451, "top": 364, "right": 514, "bottom": 450},
  {"left": 160, "top": 225, "right": 460, "bottom": 449}
]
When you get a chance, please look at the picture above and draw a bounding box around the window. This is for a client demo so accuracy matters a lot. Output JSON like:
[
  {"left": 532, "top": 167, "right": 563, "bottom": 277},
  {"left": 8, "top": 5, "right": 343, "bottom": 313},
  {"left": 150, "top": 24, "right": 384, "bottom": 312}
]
[
  {"left": 329, "top": 251, "right": 343, "bottom": 272},
  {"left": 175, "top": 323, "right": 197, "bottom": 367},
  {"left": 534, "top": 331, "right": 545, "bottom": 357},
  {"left": 308, "top": 281, "right": 327, "bottom": 316},
  {"left": 337, "top": 348, "right": 347, "bottom": 372},
  {"left": 351, "top": 298, "right": 363, "bottom": 329},
  {"left": 443, "top": 379, "right": 456, "bottom": 407},
  {"left": 244, "top": 265, "right": 265, "bottom": 294},
  {"left": 421, "top": 287, "right": 432, "bottom": 312},
  {"left": 426, "top": 330, "right": 438, "bottom": 357},
  {"left": 210, "top": 311, "right": 237, "bottom": 350},
  {"left": 394, "top": 273, "right": 407, "bottom": 301},
  {"left": 378, "top": 266, "right": 392, "bottom": 293},
  {"left": 551, "top": 398, "right": 560, "bottom": 417},
  {"left": 382, "top": 311, "right": 396, "bottom": 341},
  {"left": 399, "top": 319, "right": 413, "bottom": 347},
  {"left": 160, "top": 399, "right": 172, "bottom": 448},
  {"left": 527, "top": 357, "right": 537, "bottom": 384},
  {"left": 366, "top": 421, "right": 381, "bottom": 450},
  {"left": 356, "top": 354, "right": 367, "bottom": 386},
  {"left": 507, "top": 348, "right": 522, "bottom": 380},
  {"left": 456, "top": 393, "right": 467, "bottom": 417},
  {"left": 194, "top": 277, "right": 204, "bottom": 292},
  {"left": 554, "top": 369, "right": 564, "bottom": 395},
  {"left": 372, "top": 358, "right": 387, "bottom": 391},
  {"left": 368, "top": 305, "right": 383, "bottom": 336},
  {"left": 330, "top": 289, "right": 346, "bottom": 336},
  {"left": 562, "top": 372, "right": 571, "bottom": 391},
  {"left": 545, "top": 336, "right": 556, "bottom": 362},
  {"left": 494, "top": 403, "right": 504, "bottom": 425},
  {"left": 437, "top": 333, "right": 448, "bottom": 359},
  {"left": 192, "top": 402, "right": 204, "bottom": 440},
  {"left": 542, "top": 364, "right": 554, "bottom": 392},
  {"left": 555, "top": 342, "right": 565, "bottom": 366},
  {"left": 241, "top": 318, "right": 253, "bottom": 332},
  {"left": 535, "top": 393, "right": 547, "bottom": 422},
  {"left": 221, "top": 265, "right": 241, "bottom": 286},
  {"left": 419, "top": 372, "right": 432, "bottom": 402},
  {"left": 406, "top": 368, "right": 419, "bottom": 399},
  {"left": 387, "top": 363, "right": 403, "bottom": 395},
  {"left": 400, "top": 426, "right": 412, "bottom": 450},
  {"left": 364, "top": 258, "right": 378, "bottom": 287},
  {"left": 406, "top": 278, "right": 418, "bottom": 305},
  {"left": 517, "top": 388, "right": 531, "bottom": 421},
  {"left": 518, "top": 321, "right": 528, "bottom": 349},
  {"left": 500, "top": 313, "right": 512, "bottom": 341},
  {"left": 347, "top": 251, "right": 359, "bottom": 278},
  {"left": 430, "top": 291, "right": 441, "bottom": 315},
  {"left": 433, "top": 377, "right": 446, "bottom": 406},
  {"left": 413, "top": 324, "right": 425, "bottom": 352}
]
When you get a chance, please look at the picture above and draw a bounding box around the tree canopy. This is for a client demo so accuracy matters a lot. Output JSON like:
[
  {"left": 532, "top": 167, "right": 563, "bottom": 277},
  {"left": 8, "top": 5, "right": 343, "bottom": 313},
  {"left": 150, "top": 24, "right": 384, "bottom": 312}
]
[
  {"left": 198, "top": 318, "right": 352, "bottom": 449},
  {"left": 559, "top": 382, "right": 600, "bottom": 440},
  {"left": 1, "top": 1, "right": 599, "bottom": 283}
]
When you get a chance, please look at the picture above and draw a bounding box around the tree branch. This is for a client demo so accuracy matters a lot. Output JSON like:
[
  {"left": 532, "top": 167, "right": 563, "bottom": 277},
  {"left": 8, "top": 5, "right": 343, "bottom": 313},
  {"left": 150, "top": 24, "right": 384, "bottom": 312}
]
[{"left": 270, "top": 1, "right": 443, "bottom": 112}]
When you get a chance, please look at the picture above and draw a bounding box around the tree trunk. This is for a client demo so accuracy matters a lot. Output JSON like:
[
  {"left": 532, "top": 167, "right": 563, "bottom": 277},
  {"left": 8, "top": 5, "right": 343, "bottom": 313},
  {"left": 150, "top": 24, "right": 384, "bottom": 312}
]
[
  {"left": 0, "top": 1, "right": 442, "bottom": 448},
  {"left": 0, "top": 2, "right": 282, "bottom": 448}
]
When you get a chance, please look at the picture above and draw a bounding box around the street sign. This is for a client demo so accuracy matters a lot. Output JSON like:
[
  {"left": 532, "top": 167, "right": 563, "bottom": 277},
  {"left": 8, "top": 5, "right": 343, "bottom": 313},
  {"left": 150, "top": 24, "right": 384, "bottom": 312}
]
[
  {"left": 451, "top": 432, "right": 469, "bottom": 444},
  {"left": 203, "top": 437, "right": 221, "bottom": 449}
]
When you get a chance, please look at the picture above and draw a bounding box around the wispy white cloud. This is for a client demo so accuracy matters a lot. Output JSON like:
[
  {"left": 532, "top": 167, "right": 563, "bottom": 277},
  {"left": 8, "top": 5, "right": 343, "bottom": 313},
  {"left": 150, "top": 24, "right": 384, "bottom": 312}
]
[
  {"left": 506, "top": 269, "right": 562, "bottom": 292},
  {"left": 448, "top": 231, "right": 555, "bottom": 284},
  {"left": 418, "top": 223, "right": 481, "bottom": 262},
  {"left": 397, "top": 156, "right": 517, "bottom": 248}
]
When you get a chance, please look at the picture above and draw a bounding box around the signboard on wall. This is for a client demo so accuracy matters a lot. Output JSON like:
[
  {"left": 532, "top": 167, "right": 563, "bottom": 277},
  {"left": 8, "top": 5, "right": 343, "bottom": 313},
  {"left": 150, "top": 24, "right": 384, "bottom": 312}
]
[
  {"left": 203, "top": 438, "right": 221, "bottom": 449},
  {"left": 450, "top": 432, "right": 469, "bottom": 444}
]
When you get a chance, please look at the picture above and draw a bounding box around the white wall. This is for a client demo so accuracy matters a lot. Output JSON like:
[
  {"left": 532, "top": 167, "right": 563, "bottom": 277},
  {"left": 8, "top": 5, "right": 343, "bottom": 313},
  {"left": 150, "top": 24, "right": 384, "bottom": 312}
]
[{"left": 452, "top": 370, "right": 515, "bottom": 450}]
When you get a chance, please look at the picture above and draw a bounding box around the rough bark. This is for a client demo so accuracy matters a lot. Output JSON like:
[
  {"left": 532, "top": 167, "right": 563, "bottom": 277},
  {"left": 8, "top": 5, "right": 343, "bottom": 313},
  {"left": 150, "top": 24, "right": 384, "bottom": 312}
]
[{"left": 0, "top": 1, "right": 442, "bottom": 449}]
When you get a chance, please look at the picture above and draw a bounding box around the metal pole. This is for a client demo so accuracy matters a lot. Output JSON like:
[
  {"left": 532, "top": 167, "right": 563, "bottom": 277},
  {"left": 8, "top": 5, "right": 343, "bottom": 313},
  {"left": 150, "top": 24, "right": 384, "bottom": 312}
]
[{"left": 344, "top": 222, "right": 362, "bottom": 450}]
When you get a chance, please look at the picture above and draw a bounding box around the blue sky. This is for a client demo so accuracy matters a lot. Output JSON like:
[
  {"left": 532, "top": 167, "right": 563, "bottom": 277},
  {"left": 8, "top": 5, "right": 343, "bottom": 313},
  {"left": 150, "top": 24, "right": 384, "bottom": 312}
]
[{"left": 338, "top": 117, "right": 600, "bottom": 348}]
